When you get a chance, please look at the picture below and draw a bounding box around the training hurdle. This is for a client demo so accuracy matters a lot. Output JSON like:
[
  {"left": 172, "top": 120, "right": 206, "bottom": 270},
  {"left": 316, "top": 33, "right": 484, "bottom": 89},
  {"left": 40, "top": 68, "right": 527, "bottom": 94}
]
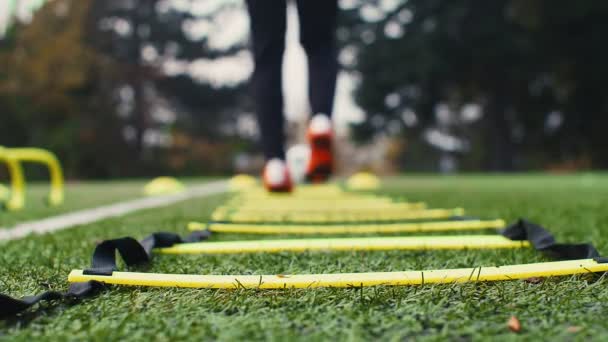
[{"left": 0, "top": 146, "right": 64, "bottom": 210}]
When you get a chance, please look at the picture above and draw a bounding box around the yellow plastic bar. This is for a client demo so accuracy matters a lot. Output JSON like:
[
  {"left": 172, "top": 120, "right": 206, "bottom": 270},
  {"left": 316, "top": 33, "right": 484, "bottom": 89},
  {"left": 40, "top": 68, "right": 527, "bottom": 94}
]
[
  {"left": 68, "top": 259, "right": 608, "bottom": 289},
  {"left": 0, "top": 147, "right": 26, "bottom": 211},
  {"left": 214, "top": 202, "right": 427, "bottom": 214},
  {"left": 212, "top": 208, "right": 465, "bottom": 223},
  {"left": 157, "top": 235, "right": 526, "bottom": 255},
  {"left": 7, "top": 148, "right": 64, "bottom": 206},
  {"left": 225, "top": 199, "right": 402, "bottom": 210},
  {"left": 188, "top": 219, "right": 507, "bottom": 235},
  {"left": 229, "top": 194, "right": 389, "bottom": 204},
  {"left": 229, "top": 195, "right": 395, "bottom": 203}
]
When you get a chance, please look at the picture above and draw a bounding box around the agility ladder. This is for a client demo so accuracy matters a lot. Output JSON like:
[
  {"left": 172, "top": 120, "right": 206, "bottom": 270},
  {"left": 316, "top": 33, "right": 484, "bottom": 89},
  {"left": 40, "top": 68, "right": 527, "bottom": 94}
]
[
  {"left": 1, "top": 183, "right": 605, "bottom": 317},
  {"left": 1, "top": 220, "right": 604, "bottom": 316},
  {"left": 65, "top": 219, "right": 603, "bottom": 291}
]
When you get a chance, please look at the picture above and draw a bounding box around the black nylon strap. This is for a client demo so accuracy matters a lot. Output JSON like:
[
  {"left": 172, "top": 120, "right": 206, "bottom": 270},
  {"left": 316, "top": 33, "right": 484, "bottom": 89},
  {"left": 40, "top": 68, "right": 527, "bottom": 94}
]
[
  {"left": 1, "top": 230, "right": 211, "bottom": 318},
  {"left": 0, "top": 281, "right": 104, "bottom": 318},
  {"left": 85, "top": 230, "right": 211, "bottom": 275},
  {"left": 502, "top": 219, "right": 600, "bottom": 259}
]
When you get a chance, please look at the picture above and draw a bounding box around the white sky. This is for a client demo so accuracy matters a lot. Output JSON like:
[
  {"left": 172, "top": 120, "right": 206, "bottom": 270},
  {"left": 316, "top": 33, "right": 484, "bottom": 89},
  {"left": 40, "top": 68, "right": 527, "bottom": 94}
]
[{"left": 0, "top": 0, "right": 45, "bottom": 33}]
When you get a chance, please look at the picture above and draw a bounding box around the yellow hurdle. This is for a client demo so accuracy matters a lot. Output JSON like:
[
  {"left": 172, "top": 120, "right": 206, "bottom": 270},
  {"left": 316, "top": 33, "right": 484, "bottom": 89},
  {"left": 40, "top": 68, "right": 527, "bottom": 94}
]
[
  {"left": 157, "top": 235, "right": 527, "bottom": 255},
  {"left": 0, "top": 147, "right": 64, "bottom": 210},
  {"left": 0, "top": 147, "right": 26, "bottom": 211},
  {"left": 188, "top": 219, "right": 507, "bottom": 235},
  {"left": 3, "top": 148, "right": 64, "bottom": 209},
  {"left": 68, "top": 259, "right": 608, "bottom": 289}
]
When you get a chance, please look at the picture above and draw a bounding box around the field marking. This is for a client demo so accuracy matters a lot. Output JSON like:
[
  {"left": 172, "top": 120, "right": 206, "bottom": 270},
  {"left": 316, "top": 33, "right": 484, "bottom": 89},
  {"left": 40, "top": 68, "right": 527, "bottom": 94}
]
[{"left": 0, "top": 180, "right": 228, "bottom": 242}]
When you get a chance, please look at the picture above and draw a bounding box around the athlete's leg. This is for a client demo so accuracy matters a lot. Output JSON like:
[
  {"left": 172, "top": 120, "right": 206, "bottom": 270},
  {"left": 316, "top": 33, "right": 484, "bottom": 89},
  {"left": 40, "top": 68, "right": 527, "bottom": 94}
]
[
  {"left": 297, "top": 0, "right": 338, "bottom": 182},
  {"left": 296, "top": 0, "right": 339, "bottom": 118},
  {"left": 245, "top": 0, "right": 287, "bottom": 160},
  {"left": 246, "top": 1, "right": 292, "bottom": 191}
]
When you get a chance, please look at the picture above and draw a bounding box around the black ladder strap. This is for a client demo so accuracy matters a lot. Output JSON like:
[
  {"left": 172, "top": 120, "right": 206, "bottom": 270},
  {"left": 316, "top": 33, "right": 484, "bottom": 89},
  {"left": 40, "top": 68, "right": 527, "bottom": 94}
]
[
  {"left": 0, "top": 281, "right": 104, "bottom": 318},
  {"left": 501, "top": 219, "right": 600, "bottom": 259},
  {"left": 1, "top": 230, "right": 211, "bottom": 319}
]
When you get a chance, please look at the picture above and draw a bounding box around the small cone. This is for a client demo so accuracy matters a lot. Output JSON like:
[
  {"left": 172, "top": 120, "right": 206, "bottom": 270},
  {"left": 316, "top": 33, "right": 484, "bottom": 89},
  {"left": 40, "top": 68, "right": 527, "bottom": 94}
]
[
  {"left": 346, "top": 172, "right": 381, "bottom": 190},
  {"left": 143, "top": 177, "right": 185, "bottom": 196},
  {"left": 229, "top": 174, "right": 258, "bottom": 191}
]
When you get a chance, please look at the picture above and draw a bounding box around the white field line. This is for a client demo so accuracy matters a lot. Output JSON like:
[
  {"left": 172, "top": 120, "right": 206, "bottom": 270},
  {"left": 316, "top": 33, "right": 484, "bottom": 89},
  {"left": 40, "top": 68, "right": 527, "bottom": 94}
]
[{"left": 0, "top": 180, "right": 228, "bottom": 242}]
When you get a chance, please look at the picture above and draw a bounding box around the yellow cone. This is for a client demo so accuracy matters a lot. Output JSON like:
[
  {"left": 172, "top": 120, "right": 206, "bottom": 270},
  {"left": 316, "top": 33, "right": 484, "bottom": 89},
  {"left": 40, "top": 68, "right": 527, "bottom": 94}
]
[
  {"left": 143, "top": 177, "right": 185, "bottom": 196},
  {"left": 347, "top": 172, "right": 381, "bottom": 190},
  {"left": 228, "top": 174, "right": 258, "bottom": 191}
]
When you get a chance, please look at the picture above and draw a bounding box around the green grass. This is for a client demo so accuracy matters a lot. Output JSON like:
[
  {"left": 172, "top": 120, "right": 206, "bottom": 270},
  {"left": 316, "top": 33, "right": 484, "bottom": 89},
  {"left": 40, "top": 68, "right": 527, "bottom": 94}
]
[
  {"left": 2, "top": 174, "right": 608, "bottom": 340},
  {"left": 0, "top": 180, "right": 147, "bottom": 227}
]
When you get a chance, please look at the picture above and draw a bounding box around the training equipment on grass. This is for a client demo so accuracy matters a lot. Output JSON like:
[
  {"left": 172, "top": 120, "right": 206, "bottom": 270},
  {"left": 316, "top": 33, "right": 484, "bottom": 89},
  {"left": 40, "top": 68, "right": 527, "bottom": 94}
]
[
  {"left": 0, "top": 146, "right": 64, "bottom": 211},
  {"left": 0, "top": 281, "right": 104, "bottom": 317},
  {"left": 143, "top": 177, "right": 185, "bottom": 196},
  {"left": 60, "top": 220, "right": 602, "bottom": 292},
  {"left": 1, "top": 215, "right": 604, "bottom": 317},
  {"left": 157, "top": 235, "right": 528, "bottom": 255},
  {"left": 220, "top": 184, "right": 457, "bottom": 223},
  {"left": 212, "top": 202, "right": 427, "bottom": 215},
  {"left": 0, "top": 147, "right": 26, "bottom": 210},
  {"left": 346, "top": 172, "right": 381, "bottom": 190},
  {"left": 2, "top": 180, "right": 605, "bottom": 319},
  {"left": 67, "top": 258, "right": 608, "bottom": 290},
  {"left": 211, "top": 207, "right": 465, "bottom": 223},
  {"left": 219, "top": 202, "right": 425, "bottom": 212},
  {"left": 187, "top": 219, "right": 507, "bottom": 235}
]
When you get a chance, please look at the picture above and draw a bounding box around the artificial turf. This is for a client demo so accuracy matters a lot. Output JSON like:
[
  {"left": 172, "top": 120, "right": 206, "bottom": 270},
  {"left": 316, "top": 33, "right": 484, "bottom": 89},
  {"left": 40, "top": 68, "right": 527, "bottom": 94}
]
[
  {"left": 1, "top": 174, "right": 608, "bottom": 340},
  {"left": 0, "top": 180, "right": 147, "bottom": 227}
]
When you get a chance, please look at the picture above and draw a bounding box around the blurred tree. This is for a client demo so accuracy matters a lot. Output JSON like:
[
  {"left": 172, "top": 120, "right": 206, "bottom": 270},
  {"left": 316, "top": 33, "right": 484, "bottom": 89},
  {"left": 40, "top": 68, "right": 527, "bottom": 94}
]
[
  {"left": 88, "top": 0, "right": 250, "bottom": 158},
  {"left": 0, "top": 0, "right": 253, "bottom": 177},
  {"left": 341, "top": 0, "right": 608, "bottom": 170},
  {"left": 511, "top": 0, "right": 608, "bottom": 168},
  {"left": 0, "top": 0, "right": 131, "bottom": 177}
]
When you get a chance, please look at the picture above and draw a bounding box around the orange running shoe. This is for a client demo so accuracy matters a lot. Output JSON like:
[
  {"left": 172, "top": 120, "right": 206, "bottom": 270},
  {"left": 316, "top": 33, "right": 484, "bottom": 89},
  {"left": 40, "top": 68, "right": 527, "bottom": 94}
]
[
  {"left": 263, "top": 158, "right": 293, "bottom": 192},
  {"left": 305, "top": 114, "right": 333, "bottom": 183}
]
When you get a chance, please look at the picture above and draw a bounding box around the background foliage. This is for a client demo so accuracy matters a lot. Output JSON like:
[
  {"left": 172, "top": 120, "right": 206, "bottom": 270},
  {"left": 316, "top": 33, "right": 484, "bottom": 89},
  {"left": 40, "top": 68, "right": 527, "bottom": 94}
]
[{"left": 1, "top": 0, "right": 607, "bottom": 177}]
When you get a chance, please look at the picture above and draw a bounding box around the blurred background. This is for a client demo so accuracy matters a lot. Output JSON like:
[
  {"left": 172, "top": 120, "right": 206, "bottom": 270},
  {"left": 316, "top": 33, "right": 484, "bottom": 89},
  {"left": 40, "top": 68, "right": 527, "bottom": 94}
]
[{"left": 1, "top": 0, "right": 607, "bottom": 179}]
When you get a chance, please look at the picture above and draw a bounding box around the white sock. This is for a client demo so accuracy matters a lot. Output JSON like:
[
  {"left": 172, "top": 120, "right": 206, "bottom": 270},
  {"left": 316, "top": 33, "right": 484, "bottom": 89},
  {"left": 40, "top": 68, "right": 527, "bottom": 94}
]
[
  {"left": 264, "top": 158, "right": 287, "bottom": 185},
  {"left": 309, "top": 114, "right": 332, "bottom": 134}
]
